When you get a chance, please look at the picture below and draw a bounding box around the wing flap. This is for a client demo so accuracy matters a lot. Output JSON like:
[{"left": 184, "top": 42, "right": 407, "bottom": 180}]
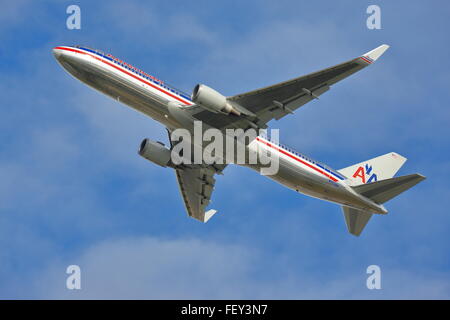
[
  {"left": 175, "top": 165, "right": 225, "bottom": 223},
  {"left": 267, "top": 85, "right": 330, "bottom": 121}
]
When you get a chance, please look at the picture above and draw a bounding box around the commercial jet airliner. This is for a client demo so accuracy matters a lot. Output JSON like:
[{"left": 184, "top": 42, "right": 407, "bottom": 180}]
[{"left": 53, "top": 44, "right": 425, "bottom": 236}]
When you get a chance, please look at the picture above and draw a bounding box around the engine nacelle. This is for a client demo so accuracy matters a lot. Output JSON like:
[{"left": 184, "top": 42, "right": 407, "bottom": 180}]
[
  {"left": 191, "top": 84, "right": 240, "bottom": 116},
  {"left": 138, "top": 138, "right": 172, "bottom": 167}
]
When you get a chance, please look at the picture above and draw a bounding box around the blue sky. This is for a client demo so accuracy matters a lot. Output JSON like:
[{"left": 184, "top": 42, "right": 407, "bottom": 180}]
[{"left": 0, "top": 0, "right": 449, "bottom": 299}]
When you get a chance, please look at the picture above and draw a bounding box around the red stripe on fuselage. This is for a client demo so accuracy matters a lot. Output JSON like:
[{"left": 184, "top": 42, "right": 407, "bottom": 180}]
[
  {"left": 54, "top": 46, "right": 192, "bottom": 105},
  {"left": 256, "top": 137, "right": 339, "bottom": 182}
]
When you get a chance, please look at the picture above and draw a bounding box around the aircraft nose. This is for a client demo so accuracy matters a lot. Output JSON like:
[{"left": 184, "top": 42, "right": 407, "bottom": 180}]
[{"left": 52, "top": 47, "right": 62, "bottom": 60}]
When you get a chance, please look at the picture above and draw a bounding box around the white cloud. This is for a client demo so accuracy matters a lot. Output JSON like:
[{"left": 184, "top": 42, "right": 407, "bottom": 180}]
[
  {"left": 32, "top": 237, "right": 257, "bottom": 299},
  {"left": 26, "top": 236, "right": 450, "bottom": 299}
]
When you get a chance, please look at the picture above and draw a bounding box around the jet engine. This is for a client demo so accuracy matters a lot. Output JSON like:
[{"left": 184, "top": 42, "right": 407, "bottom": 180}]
[
  {"left": 138, "top": 138, "right": 172, "bottom": 167},
  {"left": 191, "top": 84, "right": 240, "bottom": 116}
]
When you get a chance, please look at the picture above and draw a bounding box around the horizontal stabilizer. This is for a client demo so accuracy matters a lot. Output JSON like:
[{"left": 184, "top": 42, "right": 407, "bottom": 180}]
[
  {"left": 352, "top": 173, "right": 426, "bottom": 204},
  {"left": 342, "top": 206, "right": 373, "bottom": 236}
]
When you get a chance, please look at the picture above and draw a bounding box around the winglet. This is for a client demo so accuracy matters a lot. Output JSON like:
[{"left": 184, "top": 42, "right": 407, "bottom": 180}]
[
  {"left": 359, "top": 44, "right": 390, "bottom": 64},
  {"left": 203, "top": 209, "right": 218, "bottom": 223}
]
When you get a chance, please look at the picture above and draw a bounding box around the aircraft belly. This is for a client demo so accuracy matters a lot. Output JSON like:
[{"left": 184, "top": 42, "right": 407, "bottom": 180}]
[
  {"left": 61, "top": 56, "right": 178, "bottom": 127},
  {"left": 280, "top": 158, "right": 342, "bottom": 198},
  {"left": 246, "top": 155, "right": 352, "bottom": 205}
]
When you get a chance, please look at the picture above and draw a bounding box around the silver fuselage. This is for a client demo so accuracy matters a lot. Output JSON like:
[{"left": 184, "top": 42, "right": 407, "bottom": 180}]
[{"left": 53, "top": 45, "right": 387, "bottom": 214}]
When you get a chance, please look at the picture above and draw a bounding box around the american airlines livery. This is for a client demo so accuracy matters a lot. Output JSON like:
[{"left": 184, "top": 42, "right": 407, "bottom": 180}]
[{"left": 53, "top": 44, "right": 425, "bottom": 236}]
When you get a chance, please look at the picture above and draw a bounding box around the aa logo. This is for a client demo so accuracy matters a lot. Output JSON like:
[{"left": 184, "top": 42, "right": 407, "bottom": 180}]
[{"left": 353, "top": 164, "right": 377, "bottom": 184}]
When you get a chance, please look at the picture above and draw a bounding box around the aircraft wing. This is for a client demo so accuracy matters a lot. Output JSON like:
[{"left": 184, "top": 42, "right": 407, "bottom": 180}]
[
  {"left": 230, "top": 44, "right": 389, "bottom": 124},
  {"left": 191, "top": 45, "right": 389, "bottom": 129},
  {"left": 174, "top": 164, "right": 226, "bottom": 222}
]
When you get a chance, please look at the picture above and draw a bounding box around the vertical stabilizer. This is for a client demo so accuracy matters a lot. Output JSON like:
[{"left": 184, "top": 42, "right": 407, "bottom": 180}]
[
  {"left": 338, "top": 152, "right": 407, "bottom": 186},
  {"left": 342, "top": 207, "right": 373, "bottom": 236}
]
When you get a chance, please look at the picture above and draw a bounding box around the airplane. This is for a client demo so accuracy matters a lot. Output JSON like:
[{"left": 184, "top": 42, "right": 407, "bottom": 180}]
[{"left": 53, "top": 44, "right": 425, "bottom": 236}]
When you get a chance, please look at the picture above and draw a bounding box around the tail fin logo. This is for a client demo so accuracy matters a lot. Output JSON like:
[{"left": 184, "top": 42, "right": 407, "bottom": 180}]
[{"left": 353, "top": 164, "right": 378, "bottom": 184}]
